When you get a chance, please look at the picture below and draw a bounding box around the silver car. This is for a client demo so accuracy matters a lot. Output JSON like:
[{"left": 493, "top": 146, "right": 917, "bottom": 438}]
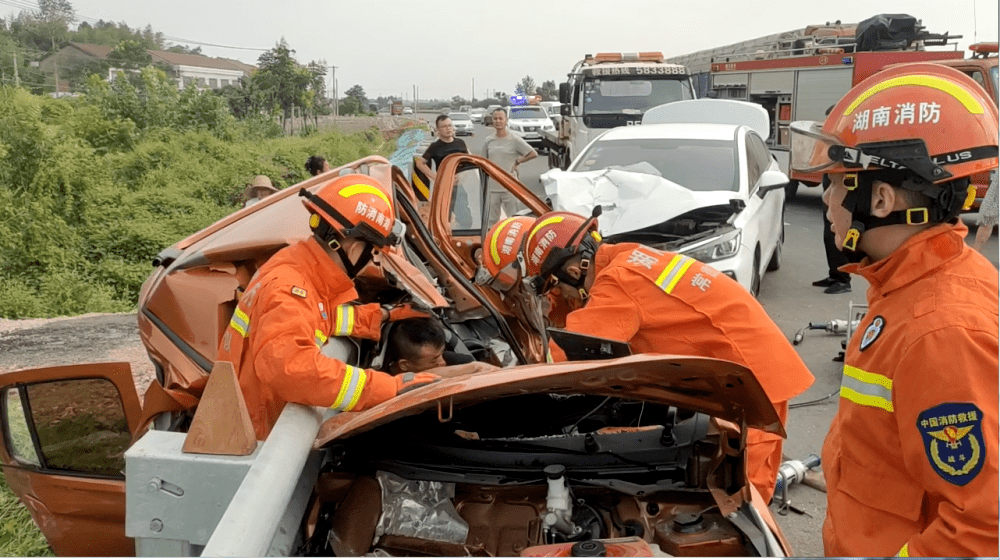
[{"left": 449, "top": 112, "right": 475, "bottom": 136}]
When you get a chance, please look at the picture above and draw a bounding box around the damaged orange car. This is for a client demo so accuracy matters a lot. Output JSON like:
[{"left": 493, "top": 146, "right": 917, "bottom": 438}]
[{"left": 0, "top": 145, "right": 793, "bottom": 556}]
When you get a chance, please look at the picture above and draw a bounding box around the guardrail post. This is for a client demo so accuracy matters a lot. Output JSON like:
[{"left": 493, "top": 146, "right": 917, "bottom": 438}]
[{"left": 200, "top": 404, "right": 324, "bottom": 557}]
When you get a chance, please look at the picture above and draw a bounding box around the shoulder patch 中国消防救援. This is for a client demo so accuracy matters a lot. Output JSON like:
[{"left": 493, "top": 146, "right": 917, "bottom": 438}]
[
  {"left": 291, "top": 286, "right": 308, "bottom": 298},
  {"left": 917, "top": 402, "right": 985, "bottom": 486},
  {"left": 859, "top": 315, "right": 886, "bottom": 351}
]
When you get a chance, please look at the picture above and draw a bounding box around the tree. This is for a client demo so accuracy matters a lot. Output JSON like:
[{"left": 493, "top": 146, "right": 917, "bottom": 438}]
[
  {"left": 167, "top": 44, "right": 202, "bottom": 55},
  {"left": 494, "top": 90, "right": 508, "bottom": 101},
  {"left": 108, "top": 39, "right": 152, "bottom": 71},
  {"left": 338, "top": 96, "right": 362, "bottom": 116},
  {"left": 451, "top": 95, "right": 467, "bottom": 107},
  {"left": 253, "top": 40, "right": 303, "bottom": 132},
  {"left": 515, "top": 75, "right": 536, "bottom": 96},
  {"left": 539, "top": 80, "right": 557, "bottom": 100},
  {"left": 36, "top": 0, "right": 74, "bottom": 50},
  {"left": 344, "top": 84, "right": 366, "bottom": 107}
]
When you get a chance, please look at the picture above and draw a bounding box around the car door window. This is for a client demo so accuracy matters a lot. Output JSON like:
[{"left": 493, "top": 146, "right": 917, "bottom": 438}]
[
  {"left": 745, "top": 138, "right": 763, "bottom": 192},
  {"left": 4, "top": 387, "right": 41, "bottom": 466},
  {"left": 746, "top": 133, "right": 771, "bottom": 193},
  {"left": 6, "top": 379, "right": 131, "bottom": 476}
]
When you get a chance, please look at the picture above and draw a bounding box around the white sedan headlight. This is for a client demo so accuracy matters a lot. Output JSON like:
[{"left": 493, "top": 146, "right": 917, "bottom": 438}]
[
  {"left": 509, "top": 124, "right": 521, "bottom": 131},
  {"left": 682, "top": 230, "right": 742, "bottom": 263},
  {"left": 543, "top": 124, "right": 555, "bottom": 131}
]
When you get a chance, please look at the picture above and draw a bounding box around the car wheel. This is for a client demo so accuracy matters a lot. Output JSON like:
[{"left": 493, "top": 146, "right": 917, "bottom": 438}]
[
  {"left": 750, "top": 250, "right": 761, "bottom": 298},
  {"left": 767, "top": 210, "right": 784, "bottom": 272}
]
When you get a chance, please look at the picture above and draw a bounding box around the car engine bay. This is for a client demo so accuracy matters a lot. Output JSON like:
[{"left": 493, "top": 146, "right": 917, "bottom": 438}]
[{"left": 302, "top": 394, "right": 764, "bottom": 557}]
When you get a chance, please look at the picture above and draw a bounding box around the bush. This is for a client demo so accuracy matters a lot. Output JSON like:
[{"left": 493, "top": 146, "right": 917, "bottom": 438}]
[{"left": 0, "top": 85, "right": 385, "bottom": 318}]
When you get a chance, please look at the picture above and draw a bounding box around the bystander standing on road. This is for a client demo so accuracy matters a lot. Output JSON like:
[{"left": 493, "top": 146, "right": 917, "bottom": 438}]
[
  {"left": 482, "top": 108, "right": 537, "bottom": 224},
  {"left": 790, "top": 63, "right": 998, "bottom": 557},
  {"left": 812, "top": 174, "right": 852, "bottom": 293},
  {"left": 971, "top": 169, "right": 998, "bottom": 253},
  {"left": 415, "top": 115, "right": 477, "bottom": 228}
]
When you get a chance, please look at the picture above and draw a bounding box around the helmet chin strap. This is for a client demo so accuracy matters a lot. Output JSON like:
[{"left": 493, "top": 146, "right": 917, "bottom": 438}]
[
  {"left": 838, "top": 171, "right": 964, "bottom": 261},
  {"left": 314, "top": 220, "right": 374, "bottom": 276}
]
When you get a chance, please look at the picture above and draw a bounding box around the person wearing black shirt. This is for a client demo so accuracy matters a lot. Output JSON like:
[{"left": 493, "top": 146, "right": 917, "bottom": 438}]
[{"left": 416, "top": 114, "right": 476, "bottom": 227}]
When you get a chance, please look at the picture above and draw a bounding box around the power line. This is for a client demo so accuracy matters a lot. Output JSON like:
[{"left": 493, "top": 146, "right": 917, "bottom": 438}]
[{"left": 0, "top": 0, "right": 267, "bottom": 52}]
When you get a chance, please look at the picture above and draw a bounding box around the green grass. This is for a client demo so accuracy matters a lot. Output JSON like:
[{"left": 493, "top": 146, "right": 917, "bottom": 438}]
[{"left": 0, "top": 471, "right": 52, "bottom": 556}]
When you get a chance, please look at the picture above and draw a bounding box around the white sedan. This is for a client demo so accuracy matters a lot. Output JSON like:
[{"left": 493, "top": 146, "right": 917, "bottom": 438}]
[
  {"left": 540, "top": 100, "right": 787, "bottom": 297},
  {"left": 448, "top": 112, "right": 475, "bottom": 136}
]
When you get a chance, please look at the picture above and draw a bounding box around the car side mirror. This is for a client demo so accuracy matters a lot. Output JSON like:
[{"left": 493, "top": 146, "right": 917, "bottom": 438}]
[
  {"left": 559, "top": 82, "right": 570, "bottom": 104},
  {"left": 705, "top": 90, "right": 719, "bottom": 99},
  {"left": 757, "top": 170, "right": 791, "bottom": 198}
]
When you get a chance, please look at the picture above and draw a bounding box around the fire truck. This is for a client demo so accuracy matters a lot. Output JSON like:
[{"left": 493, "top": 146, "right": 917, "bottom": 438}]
[
  {"left": 666, "top": 16, "right": 996, "bottom": 197},
  {"left": 540, "top": 52, "right": 694, "bottom": 170}
]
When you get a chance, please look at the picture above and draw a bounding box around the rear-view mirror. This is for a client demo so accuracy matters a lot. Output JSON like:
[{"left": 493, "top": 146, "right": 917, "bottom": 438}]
[
  {"left": 757, "top": 170, "right": 791, "bottom": 198},
  {"left": 558, "top": 83, "right": 570, "bottom": 104}
]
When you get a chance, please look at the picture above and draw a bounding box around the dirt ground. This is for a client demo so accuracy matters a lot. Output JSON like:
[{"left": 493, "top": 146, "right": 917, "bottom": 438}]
[{"left": 0, "top": 313, "right": 156, "bottom": 398}]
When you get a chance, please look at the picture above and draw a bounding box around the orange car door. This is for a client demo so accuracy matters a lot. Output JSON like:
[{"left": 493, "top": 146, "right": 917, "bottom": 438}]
[{"left": 0, "top": 362, "right": 142, "bottom": 556}]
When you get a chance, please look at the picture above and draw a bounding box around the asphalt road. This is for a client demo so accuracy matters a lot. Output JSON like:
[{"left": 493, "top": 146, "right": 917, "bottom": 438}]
[{"left": 420, "top": 111, "right": 1000, "bottom": 556}]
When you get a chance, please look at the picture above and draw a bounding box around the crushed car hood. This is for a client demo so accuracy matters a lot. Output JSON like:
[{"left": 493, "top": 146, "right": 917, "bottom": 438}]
[
  {"left": 543, "top": 168, "right": 740, "bottom": 237},
  {"left": 315, "top": 354, "right": 783, "bottom": 448}
]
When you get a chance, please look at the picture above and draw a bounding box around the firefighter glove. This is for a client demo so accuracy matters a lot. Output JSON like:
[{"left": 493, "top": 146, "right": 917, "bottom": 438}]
[
  {"left": 396, "top": 372, "right": 441, "bottom": 395},
  {"left": 385, "top": 303, "right": 432, "bottom": 322}
]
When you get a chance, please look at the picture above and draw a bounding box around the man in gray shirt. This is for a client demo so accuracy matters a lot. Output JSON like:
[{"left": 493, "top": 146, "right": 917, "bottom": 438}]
[{"left": 482, "top": 108, "right": 537, "bottom": 224}]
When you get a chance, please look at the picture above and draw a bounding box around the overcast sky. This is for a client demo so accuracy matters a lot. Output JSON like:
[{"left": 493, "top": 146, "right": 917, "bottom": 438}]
[{"left": 21, "top": 0, "right": 1000, "bottom": 100}]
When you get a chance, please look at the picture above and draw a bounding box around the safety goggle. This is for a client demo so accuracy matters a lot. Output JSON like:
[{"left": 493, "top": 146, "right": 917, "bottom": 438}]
[{"left": 788, "top": 121, "right": 844, "bottom": 174}]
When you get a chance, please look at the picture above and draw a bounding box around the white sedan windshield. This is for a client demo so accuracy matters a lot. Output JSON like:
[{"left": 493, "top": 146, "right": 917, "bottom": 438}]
[{"left": 574, "top": 138, "right": 739, "bottom": 192}]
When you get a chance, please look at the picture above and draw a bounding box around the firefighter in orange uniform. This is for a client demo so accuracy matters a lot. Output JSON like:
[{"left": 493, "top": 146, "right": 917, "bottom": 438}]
[
  {"left": 477, "top": 216, "right": 573, "bottom": 336},
  {"left": 790, "top": 63, "right": 999, "bottom": 557},
  {"left": 522, "top": 210, "right": 814, "bottom": 503},
  {"left": 218, "top": 174, "right": 438, "bottom": 440}
]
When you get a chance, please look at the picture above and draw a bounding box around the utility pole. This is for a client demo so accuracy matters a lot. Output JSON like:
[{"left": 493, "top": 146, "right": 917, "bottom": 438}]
[
  {"left": 412, "top": 84, "right": 416, "bottom": 114},
  {"left": 12, "top": 52, "right": 20, "bottom": 88},
  {"left": 330, "top": 66, "right": 338, "bottom": 117},
  {"left": 472, "top": 77, "right": 475, "bottom": 102}
]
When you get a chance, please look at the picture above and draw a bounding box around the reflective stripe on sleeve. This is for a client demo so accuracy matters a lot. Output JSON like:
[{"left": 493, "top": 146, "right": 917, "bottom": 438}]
[
  {"left": 230, "top": 307, "right": 250, "bottom": 338},
  {"left": 655, "top": 255, "right": 696, "bottom": 294},
  {"left": 314, "top": 329, "right": 328, "bottom": 347},
  {"left": 896, "top": 543, "right": 909, "bottom": 557},
  {"left": 331, "top": 365, "right": 368, "bottom": 412},
  {"left": 334, "top": 305, "right": 355, "bottom": 336},
  {"left": 840, "top": 365, "right": 894, "bottom": 412}
]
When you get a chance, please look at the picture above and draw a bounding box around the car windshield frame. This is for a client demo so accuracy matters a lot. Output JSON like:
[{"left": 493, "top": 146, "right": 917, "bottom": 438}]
[
  {"left": 573, "top": 137, "right": 741, "bottom": 192},
  {"left": 990, "top": 66, "right": 998, "bottom": 103},
  {"left": 450, "top": 113, "right": 470, "bottom": 120},
  {"left": 508, "top": 107, "right": 548, "bottom": 119},
  {"left": 582, "top": 76, "right": 693, "bottom": 115}
]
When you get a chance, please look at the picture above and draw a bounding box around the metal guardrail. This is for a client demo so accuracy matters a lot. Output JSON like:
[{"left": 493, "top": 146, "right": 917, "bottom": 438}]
[{"left": 200, "top": 403, "right": 324, "bottom": 557}]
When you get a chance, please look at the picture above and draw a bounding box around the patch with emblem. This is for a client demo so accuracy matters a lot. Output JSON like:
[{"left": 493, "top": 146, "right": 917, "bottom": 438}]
[
  {"left": 291, "top": 286, "right": 308, "bottom": 298},
  {"left": 917, "top": 403, "right": 985, "bottom": 486},
  {"left": 858, "top": 315, "right": 885, "bottom": 351}
]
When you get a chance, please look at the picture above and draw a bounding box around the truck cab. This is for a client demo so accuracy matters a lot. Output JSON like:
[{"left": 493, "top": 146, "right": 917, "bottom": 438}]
[{"left": 541, "top": 52, "right": 695, "bottom": 170}]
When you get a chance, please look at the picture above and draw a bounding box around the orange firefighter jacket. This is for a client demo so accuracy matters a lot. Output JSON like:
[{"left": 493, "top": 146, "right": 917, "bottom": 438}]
[
  {"left": 549, "top": 243, "right": 814, "bottom": 503},
  {"left": 217, "top": 239, "right": 397, "bottom": 440},
  {"left": 821, "top": 222, "right": 999, "bottom": 557}
]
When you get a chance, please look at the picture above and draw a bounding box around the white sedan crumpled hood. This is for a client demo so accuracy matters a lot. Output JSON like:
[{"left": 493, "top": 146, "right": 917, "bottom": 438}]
[{"left": 543, "top": 168, "right": 740, "bottom": 237}]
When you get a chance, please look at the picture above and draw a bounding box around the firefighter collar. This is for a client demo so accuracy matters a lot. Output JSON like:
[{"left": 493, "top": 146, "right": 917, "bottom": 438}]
[
  {"left": 917, "top": 403, "right": 985, "bottom": 486},
  {"left": 841, "top": 222, "right": 967, "bottom": 298}
]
